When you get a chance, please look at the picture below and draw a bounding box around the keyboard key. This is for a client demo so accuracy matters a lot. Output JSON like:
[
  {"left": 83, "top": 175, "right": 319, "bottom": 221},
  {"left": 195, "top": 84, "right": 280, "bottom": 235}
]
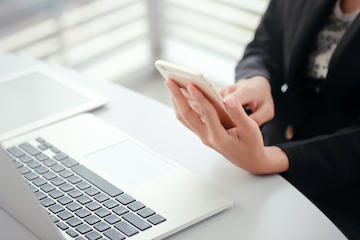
[
  {"left": 122, "top": 212, "right": 151, "bottom": 231},
  {"left": 66, "top": 229, "right": 79, "bottom": 238},
  {"left": 51, "top": 177, "right": 66, "bottom": 186},
  {"left": 19, "top": 155, "right": 33, "bottom": 163},
  {"left": 85, "top": 231, "right": 103, "bottom": 240},
  {"left": 67, "top": 217, "right": 83, "bottom": 227},
  {"left": 29, "top": 184, "right": 38, "bottom": 193},
  {"left": 94, "top": 193, "right": 109, "bottom": 203},
  {"left": 56, "top": 222, "right": 69, "bottom": 230},
  {"left": 43, "top": 142, "right": 53, "bottom": 148},
  {"left": 35, "top": 191, "right": 47, "bottom": 200},
  {"left": 114, "top": 221, "right": 139, "bottom": 237},
  {"left": 18, "top": 166, "right": 31, "bottom": 175},
  {"left": 51, "top": 164, "right": 65, "bottom": 173},
  {"left": 95, "top": 208, "right": 111, "bottom": 218},
  {"left": 37, "top": 144, "right": 48, "bottom": 151},
  {"left": 77, "top": 181, "right": 91, "bottom": 190},
  {"left": 85, "top": 187, "right": 100, "bottom": 196},
  {"left": 41, "top": 198, "right": 56, "bottom": 207},
  {"left": 137, "top": 208, "right": 155, "bottom": 218},
  {"left": 113, "top": 206, "right": 128, "bottom": 216},
  {"left": 75, "top": 208, "right": 91, "bottom": 218},
  {"left": 67, "top": 202, "right": 82, "bottom": 212},
  {"left": 76, "top": 224, "right": 92, "bottom": 234},
  {"left": 59, "top": 183, "right": 74, "bottom": 192},
  {"left": 59, "top": 170, "right": 74, "bottom": 178},
  {"left": 72, "top": 165, "right": 123, "bottom": 197},
  {"left": 58, "top": 210, "right": 74, "bottom": 220},
  {"left": 128, "top": 201, "right": 145, "bottom": 212},
  {"left": 40, "top": 183, "right": 56, "bottom": 193},
  {"left": 85, "top": 231, "right": 102, "bottom": 240},
  {"left": 19, "top": 143, "right": 41, "bottom": 156},
  {"left": 49, "top": 204, "right": 65, "bottom": 214},
  {"left": 43, "top": 171, "right": 57, "bottom": 180},
  {"left": 76, "top": 237, "right": 86, "bottom": 240},
  {"left": 104, "top": 200, "right": 119, "bottom": 209},
  {"left": 44, "top": 159, "right": 57, "bottom": 167},
  {"left": 147, "top": 214, "right": 166, "bottom": 225},
  {"left": 32, "top": 177, "right": 47, "bottom": 187},
  {"left": 36, "top": 137, "right": 46, "bottom": 143},
  {"left": 77, "top": 195, "right": 92, "bottom": 205},
  {"left": 13, "top": 160, "right": 23, "bottom": 168},
  {"left": 35, "top": 153, "right": 49, "bottom": 161},
  {"left": 104, "top": 229, "right": 126, "bottom": 240},
  {"left": 94, "top": 221, "right": 110, "bottom": 232},
  {"left": 49, "top": 189, "right": 64, "bottom": 199},
  {"left": 27, "top": 161, "right": 41, "bottom": 169},
  {"left": 7, "top": 146, "right": 25, "bottom": 158},
  {"left": 116, "top": 194, "right": 135, "bottom": 205},
  {"left": 54, "top": 153, "right": 68, "bottom": 161},
  {"left": 84, "top": 215, "right": 101, "bottom": 225},
  {"left": 58, "top": 196, "right": 73, "bottom": 205},
  {"left": 24, "top": 172, "right": 39, "bottom": 181},
  {"left": 68, "top": 189, "right": 83, "bottom": 198},
  {"left": 51, "top": 147, "right": 61, "bottom": 154},
  {"left": 49, "top": 215, "right": 59, "bottom": 223},
  {"left": 35, "top": 166, "right": 49, "bottom": 175},
  {"left": 68, "top": 175, "right": 82, "bottom": 184},
  {"left": 61, "top": 158, "right": 79, "bottom": 168},
  {"left": 86, "top": 202, "right": 102, "bottom": 211},
  {"left": 104, "top": 214, "right": 121, "bottom": 225}
]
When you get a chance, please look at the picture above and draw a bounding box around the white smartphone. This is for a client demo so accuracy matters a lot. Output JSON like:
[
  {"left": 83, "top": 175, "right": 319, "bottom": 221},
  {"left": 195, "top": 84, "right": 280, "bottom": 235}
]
[{"left": 155, "top": 60, "right": 235, "bottom": 129}]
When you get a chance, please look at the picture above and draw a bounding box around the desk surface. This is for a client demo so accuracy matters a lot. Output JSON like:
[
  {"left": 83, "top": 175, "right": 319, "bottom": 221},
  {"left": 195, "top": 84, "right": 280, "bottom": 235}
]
[{"left": 0, "top": 53, "right": 347, "bottom": 239}]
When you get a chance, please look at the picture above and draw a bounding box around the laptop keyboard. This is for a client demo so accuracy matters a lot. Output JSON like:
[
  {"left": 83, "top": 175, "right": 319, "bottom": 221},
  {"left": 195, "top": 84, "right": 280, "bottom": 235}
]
[{"left": 6, "top": 137, "right": 166, "bottom": 240}]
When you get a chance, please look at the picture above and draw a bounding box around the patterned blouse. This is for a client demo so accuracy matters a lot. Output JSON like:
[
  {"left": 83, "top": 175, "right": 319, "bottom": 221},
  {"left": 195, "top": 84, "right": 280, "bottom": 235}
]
[{"left": 307, "top": 0, "right": 360, "bottom": 79}]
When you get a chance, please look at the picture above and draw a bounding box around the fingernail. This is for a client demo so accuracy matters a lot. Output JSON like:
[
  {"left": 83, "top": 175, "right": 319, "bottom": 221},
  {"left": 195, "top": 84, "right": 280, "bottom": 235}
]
[
  {"left": 187, "top": 85, "right": 195, "bottom": 96},
  {"left": 225, "top": 96, "right": 238, "bottom": 108},
  {"left": 164, "top": 80, "right": 170, "bottom": 88}
]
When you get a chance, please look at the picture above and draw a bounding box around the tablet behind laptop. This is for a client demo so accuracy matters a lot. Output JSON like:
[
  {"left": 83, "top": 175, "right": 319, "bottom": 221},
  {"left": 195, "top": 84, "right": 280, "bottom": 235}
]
[{"left": 0, "top": 68, "right": 108, "bottom": 141}]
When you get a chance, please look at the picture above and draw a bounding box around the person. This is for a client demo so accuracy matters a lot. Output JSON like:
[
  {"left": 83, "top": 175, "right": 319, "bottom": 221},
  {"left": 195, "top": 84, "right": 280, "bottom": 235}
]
[{"left": 164, "top": 0, "right": 360, "bottom": 239}]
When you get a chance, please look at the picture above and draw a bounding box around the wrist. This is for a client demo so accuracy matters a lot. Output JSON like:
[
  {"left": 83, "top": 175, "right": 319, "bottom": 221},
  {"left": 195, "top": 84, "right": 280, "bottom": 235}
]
[{"left": 261, "top": 146, "right": 289, "bottom": 174}]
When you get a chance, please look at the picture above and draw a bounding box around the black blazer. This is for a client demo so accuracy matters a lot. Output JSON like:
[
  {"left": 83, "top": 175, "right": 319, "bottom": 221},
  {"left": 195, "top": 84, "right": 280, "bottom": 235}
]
[{"left": 235, "top": 0, "right": 360, "bottom": 238}]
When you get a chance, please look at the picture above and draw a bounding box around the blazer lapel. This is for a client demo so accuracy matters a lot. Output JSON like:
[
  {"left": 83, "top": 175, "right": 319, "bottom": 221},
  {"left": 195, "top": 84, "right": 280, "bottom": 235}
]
[
  {"left": 287, "top": 0, "right": 337, "bottom": 85},
  {"left": 328, "top": 15, "right": 360, "bottom": 72}
]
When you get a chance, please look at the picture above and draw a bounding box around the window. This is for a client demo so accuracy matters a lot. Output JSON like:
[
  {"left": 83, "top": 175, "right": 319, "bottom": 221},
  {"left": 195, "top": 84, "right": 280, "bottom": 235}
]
[
  {"left": 0, "top": 0, "right": 268, "bottom": 87},
  {"left": 162, "top": 0, "right": 269, "bottom": 86}
]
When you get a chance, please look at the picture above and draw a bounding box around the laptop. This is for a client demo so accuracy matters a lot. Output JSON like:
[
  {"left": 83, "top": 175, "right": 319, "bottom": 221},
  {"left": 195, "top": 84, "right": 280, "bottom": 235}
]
[{"left": 0, "top": 70, "right": 234, "bottom": 240}]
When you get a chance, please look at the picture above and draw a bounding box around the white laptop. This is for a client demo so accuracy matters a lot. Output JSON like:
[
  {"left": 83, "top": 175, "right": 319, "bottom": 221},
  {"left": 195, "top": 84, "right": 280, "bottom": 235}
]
[{"left": 0, "top": 69, "right": 234, "bottom": 240}]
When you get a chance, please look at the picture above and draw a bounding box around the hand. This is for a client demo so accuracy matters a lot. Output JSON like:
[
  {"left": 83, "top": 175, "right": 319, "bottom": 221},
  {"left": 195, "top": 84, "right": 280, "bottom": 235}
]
[
  {"left": 165, "top": 79, "right": 288, "bottom": 174},
  {"left": 219, "top": 76, "right": 274, "bottom": 126}
]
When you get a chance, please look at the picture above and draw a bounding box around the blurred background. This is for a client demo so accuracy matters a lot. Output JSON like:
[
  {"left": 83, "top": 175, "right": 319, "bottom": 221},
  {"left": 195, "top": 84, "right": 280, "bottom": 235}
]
[{"left": 0, "top": 0, "right": 268, "bottom": 105}]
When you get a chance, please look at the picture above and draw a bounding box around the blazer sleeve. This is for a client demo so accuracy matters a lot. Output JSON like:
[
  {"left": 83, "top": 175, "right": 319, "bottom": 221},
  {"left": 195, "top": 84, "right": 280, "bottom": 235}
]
[
  {"left": 277, "top": 121, "right": 360, "bottom": 196},
  {"left": 235, "top": 0, "right": 284, "bottom": 90}
]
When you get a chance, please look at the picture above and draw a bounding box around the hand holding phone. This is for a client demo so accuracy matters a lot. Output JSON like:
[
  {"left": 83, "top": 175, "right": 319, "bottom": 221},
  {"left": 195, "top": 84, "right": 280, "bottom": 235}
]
[{"left": 155, "top": 60, "right": 236, "bottom": 129}]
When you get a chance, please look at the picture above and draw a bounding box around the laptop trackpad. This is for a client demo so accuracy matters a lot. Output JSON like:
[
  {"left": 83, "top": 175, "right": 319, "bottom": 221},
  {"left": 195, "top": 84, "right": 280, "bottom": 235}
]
[{"left": 84, "top": 140, "right": 175, "bottom": 188}]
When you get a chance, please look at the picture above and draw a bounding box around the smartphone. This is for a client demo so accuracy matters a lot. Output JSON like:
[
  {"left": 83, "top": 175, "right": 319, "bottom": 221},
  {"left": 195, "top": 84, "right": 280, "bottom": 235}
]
[{"left": 155, "top": 60, "right": 236, "bottom": 129}]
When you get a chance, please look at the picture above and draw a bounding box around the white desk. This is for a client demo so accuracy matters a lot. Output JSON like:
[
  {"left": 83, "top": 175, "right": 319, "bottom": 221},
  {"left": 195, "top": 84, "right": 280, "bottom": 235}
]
[{"left": 0, "top": 53, "right": 347, "bottom": 239}]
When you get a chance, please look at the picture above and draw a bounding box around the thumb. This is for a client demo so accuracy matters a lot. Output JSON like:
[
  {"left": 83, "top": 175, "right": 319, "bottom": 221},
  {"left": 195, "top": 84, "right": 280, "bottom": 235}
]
[
  {"left": 249, "top": 104, "right": 273, "bottom": 126},
  {"left": 224, "top": 96, "right": 249, "bottom": 128},
  {"left": 249, "top": 111, "right": 266, "bottom": 126}
]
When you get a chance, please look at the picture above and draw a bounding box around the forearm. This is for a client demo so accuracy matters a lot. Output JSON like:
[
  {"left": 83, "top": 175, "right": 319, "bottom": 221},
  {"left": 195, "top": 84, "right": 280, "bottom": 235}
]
[
  {"left": 277, "top": 126, "right": 360, "bottom": 195},
  {"left": 235, "top": 0, "right": 283, "bottom": 86}
]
